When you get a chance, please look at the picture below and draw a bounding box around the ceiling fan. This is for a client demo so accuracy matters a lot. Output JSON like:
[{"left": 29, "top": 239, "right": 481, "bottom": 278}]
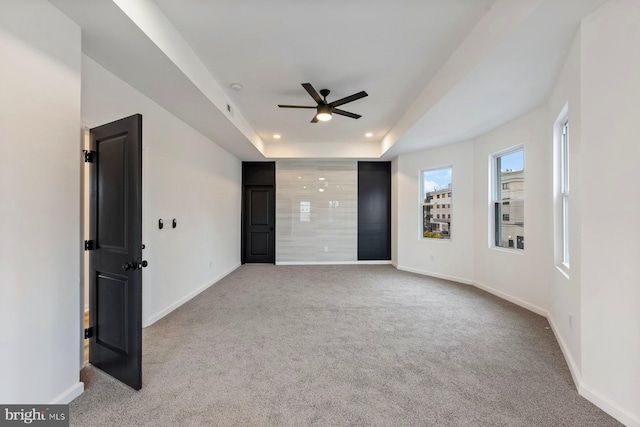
[{"left": 278, "top": 83, "right": 368, "bottom": 123}]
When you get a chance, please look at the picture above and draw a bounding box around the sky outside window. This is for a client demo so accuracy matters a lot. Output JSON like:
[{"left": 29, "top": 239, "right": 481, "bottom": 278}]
[{"left": 423, "top": 168, "right": 452, "bottom": 192}]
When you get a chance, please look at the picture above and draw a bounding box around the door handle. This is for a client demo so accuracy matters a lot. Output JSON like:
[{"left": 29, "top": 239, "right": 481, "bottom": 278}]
[
  {"left": 122, "top": 262, "right": 136, "bottom": 271},
  {"left": 122, "top": 260, "right": 147, "bottom": 271}
]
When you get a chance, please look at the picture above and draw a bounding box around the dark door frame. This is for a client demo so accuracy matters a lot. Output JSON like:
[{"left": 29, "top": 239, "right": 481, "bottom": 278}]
[{"left": 241, "top": 162, "right": 276, "bottom": 264}]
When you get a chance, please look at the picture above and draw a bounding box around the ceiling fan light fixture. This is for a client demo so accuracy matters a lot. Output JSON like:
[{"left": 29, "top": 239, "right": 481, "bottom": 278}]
[
  {"left": 278, "top": 83, "right": 367, "bottom": 123},
  {"left": 316, "top": 104, "right": 332, "bottom": 122}
]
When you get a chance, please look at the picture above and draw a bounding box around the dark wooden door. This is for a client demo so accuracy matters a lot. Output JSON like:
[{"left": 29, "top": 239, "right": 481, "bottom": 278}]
[
  {"left": 88, "top": 114, "right": 143, "bottom": 390},
  {"left": 244, "top": 186, "right": 275, "bottom": 263}
]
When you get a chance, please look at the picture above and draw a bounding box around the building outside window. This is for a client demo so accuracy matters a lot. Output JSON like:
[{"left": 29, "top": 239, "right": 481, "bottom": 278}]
[
  {"left": 492, "top": 148, "right": 524, "bottom": 249},
  {"left": 421, "top": 166, "right": 452, "bottom": 239}
]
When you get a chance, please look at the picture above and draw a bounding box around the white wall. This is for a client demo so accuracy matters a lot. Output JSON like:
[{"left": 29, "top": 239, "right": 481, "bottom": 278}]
[
  {"left": 396, "top": 141, "right": 475, "bottom": 283},
  {"left": 472, "top": 105, "right": 552, "bottom": 314},
  {"left": 0, "top": 1, "right": 83, "bottom": 403},
  {"left": 547, "top": 30, "right": 583, "bottom": 377},
  {"left": 81, "top": 55, "right": 242, "bottom": 327},
  {"left": 580, "top": 0, "right": 640, "bottom": 423},
  {"left": 397, "top": 105, "right": 552, "bottom": 314}
]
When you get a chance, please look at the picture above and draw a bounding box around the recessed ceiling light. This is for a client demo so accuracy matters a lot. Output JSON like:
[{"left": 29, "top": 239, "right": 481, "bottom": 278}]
[
  {"left": 318, "top": 177, "right": 325, "bottom": 181},
  {"left": 273, "top": 134, "right": 281, "bottom": 139},
  {"left": 319, "top": 188, "right": 324, "bottom": 192},
  {"left": 230, "top": 83, "right": 243, "bottom": 91},
  {"left": 365, "top": 132, "right": 373, "bottom": 138},
  {"left": 297, "top": 176, "right": 301, "bottom": 179}
]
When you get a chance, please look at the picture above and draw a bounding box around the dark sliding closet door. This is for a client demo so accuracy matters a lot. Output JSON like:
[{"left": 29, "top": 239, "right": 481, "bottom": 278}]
[{"left": 358, "top": 162, "right": 391, "bottom": 260}]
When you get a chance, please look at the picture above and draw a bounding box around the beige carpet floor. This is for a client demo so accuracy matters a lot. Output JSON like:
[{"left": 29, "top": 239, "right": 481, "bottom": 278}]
[{"left": 71, "top": 265, "right": 620, "bottom": 426}]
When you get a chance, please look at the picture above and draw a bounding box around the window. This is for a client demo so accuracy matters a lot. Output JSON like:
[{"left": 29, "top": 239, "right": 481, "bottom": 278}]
[
  {"left": 560, "top": 120, "right": 570, "bottom": 265},
  {"left": 421, "top": 166, "right": 452, "bottom": 240},
  {"left": 492, "top": 148, "right": 524, "bottom": 250}
]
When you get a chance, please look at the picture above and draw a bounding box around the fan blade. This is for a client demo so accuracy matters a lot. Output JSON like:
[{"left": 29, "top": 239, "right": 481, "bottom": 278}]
[
  {"left": 302, "top": 83, "right": 323, "bottom": 104},
  {"left": 330, "top": 91, "right": 368, "bottom": 107},
  {"left": 278, "top": 105, "right": 316, "bottom": 109},
  {"left": 333, "top": 109, "right": 362, "bottom": 119},
  {"left": 310, "top": 115, "right": 319, "bottom": 123}
]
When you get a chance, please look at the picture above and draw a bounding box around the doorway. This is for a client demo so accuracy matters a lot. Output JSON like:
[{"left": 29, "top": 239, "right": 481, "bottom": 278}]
[{"left": 242, "top": 162, "right": 276, "bottom": 264}]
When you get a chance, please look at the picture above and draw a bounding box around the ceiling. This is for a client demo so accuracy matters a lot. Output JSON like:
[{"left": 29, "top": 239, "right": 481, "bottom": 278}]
[{"left": 50, "top": 0, "right": 607, "bottom": 160}]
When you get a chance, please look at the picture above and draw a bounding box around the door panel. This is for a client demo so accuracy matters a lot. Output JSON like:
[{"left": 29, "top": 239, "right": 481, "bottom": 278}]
[
  {"left": 96, "top": 274, "right": 128, "bottom": 354},
  {"left": 250, "top": 233, "right": 269, "bottom": 255},
  {"left": 89, "top": 114, "right": 143, "bottom": 390},
  {"left": 250, "top": 190, "right": 269, "bottom": 225},
  {"left": 97, "top": 135, "right": 127, "bottom": 249},
  {"left": 244, "top": 186, "right": 275, "bottom": 263}
]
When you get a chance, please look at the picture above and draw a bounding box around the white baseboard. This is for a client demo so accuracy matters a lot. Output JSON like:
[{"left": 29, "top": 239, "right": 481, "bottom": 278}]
[
  {"left": 395, "top": 264, "right": 474, "bottom": 285},
  {"left": 471, "top": 280, "right": 547, "bottom": 317},
  {"left": 580, "top": 382, "right": 640, "bottom": 427},
  {"left": 547, "top": 315, "right": 639, "bottom": 426},
  {"left": 50, "top": 382, "right": 84, "bottom": 404},
  {"left": 466, "top": 281, "right": 639, "bottom": 426},
  {"left": 396, "top": 265, "right": 545, "bottom": 317},
  {"left": 144, "top": 263, "right": 240, "bottom": 327},
  {"left": 546, "top": 314, "right": 582, "bottom": 387},
  {"left": 395, "top": 264, "right": 640, "bottom": 425},
  {"left": 276, "top": 261, "right": 392, "bottom": 265}
]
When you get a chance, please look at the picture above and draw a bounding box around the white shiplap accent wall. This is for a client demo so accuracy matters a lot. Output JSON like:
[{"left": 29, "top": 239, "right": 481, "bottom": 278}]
[{"left": 276, "top": 161, "right": 357, "bottom": 263}]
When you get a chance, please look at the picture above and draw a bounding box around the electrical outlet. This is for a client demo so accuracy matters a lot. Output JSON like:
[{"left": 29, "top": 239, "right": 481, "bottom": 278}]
[
  {"left": 324, "top": 246, "right": 328, "bottom": 252},
  {"left": 430, "top": 255, "right": 435, "bottom": 262},
  {"left": 209, "top": 261, "right": 212, "bottom": 269}
]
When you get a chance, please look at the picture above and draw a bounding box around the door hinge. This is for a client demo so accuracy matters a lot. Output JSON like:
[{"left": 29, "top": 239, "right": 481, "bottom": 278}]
[
  {"left": 84, "top": 240, "right": 94, "bottom": 251},
  {"left": 83, "top": 150, "right": 96, "bottom": 163},
  {"left": 84, "top": 327, "right": 93, "bottom": 339}
]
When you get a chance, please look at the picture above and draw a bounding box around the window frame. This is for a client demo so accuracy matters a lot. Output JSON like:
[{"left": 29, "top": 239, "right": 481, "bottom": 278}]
[
  {"left": 490, "top": 146, "right": 525, "bottom": 251},
  {"left": 419, "top": 165, "right": 453, "bottom": 241},
  {"left": 552, "top": 102, "right": 571, "bottom": 276},
  {"left": 560, "top": 119, "right": 570, "bottom": 267}
]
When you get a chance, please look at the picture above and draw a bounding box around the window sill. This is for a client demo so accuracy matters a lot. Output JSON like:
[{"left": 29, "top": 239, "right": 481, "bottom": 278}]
[
  {"left": 490, "top": 246, "right": 524, "bottom": 254},
  {"left": 419, "top": 237, "right": 452, "bottom": 243},
  {"left": 556, "top": 264, "right": 570, "bottom": 279}
]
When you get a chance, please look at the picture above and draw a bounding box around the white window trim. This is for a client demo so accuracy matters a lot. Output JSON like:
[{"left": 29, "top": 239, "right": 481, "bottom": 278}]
[
  {"left": 561, "top": 120, "right": 570, "bottom": 267},
  {"left": 554, "top": 103, "right": 570, "bottom": 275},
  {"left": 489, "top": 145, "right": 524, "bottom": 251},
  {"left": 419, "top": 166, "right": 453, "bottom": 242}
]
